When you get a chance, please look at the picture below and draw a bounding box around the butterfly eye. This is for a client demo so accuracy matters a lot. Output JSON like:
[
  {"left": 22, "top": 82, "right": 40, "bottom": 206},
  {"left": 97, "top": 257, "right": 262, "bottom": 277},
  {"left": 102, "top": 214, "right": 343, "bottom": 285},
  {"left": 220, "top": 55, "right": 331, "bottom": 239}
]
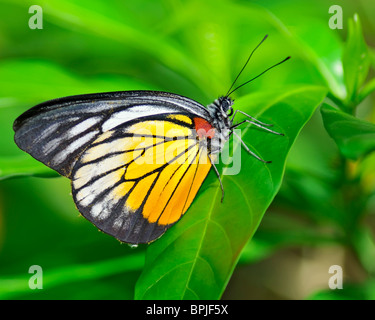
[{"left": 227, "top": 107, "right": 234, "bottom": 117}]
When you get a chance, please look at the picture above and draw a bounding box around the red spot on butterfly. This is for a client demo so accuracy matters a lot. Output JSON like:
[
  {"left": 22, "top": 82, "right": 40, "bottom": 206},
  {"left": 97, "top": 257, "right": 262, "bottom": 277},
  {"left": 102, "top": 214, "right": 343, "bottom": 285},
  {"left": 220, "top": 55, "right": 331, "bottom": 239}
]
[{"left": 193, "top": 117, "right": 215, "bottom": 139}]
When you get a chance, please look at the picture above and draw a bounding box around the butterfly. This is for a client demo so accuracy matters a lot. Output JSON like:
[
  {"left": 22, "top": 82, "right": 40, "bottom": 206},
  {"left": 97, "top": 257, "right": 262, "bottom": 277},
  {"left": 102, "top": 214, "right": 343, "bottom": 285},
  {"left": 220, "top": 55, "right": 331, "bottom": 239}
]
[{"left": 13, "top": 35, "right": 289, "bottom": 244}]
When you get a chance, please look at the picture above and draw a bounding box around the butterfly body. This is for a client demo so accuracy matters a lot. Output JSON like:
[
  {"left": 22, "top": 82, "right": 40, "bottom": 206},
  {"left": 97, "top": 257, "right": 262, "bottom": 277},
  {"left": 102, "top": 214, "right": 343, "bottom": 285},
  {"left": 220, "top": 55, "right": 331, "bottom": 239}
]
[{"left": 206, "top": 97, "right": 234, "bottom": 154}]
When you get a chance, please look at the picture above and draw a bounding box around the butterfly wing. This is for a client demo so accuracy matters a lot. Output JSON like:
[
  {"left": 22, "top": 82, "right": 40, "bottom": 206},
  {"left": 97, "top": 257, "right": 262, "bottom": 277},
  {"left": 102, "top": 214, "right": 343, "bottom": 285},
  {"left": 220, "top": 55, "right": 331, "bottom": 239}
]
[
  {"left": 13, "top": 91, "right": 213, "bottom": 243},
  {"left": 72, "top": 117, "right": 212, "bottom": 243}
]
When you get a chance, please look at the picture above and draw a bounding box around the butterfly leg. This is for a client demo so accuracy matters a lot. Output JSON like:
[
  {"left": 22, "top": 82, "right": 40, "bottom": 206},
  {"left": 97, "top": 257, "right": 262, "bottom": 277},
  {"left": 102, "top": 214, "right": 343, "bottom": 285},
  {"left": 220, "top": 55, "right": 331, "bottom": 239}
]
[
  {"left": 209, "top": 156, "right": 225, "bottom": 203},
  {"left": 232, "top": 131, "right": 271, "bottom": 164},
  {"left": 231, "top": 109, "right": 274, "bottom": 127},
  {"left": 231, "top": 119, "right": 284, "bottom": 136}
]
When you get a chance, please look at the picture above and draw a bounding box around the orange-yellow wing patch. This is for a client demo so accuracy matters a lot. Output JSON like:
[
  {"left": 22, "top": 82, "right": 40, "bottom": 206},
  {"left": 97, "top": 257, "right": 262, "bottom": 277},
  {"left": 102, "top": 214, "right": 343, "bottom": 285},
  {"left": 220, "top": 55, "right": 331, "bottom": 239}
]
[{"left": 71, "top": 118, "right": 212, "bottom": 244}]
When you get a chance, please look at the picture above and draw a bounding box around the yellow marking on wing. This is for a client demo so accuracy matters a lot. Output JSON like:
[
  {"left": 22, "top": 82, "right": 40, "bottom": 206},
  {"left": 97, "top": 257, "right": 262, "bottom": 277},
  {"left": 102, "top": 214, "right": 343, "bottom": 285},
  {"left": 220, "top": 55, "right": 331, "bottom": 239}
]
[
  {"left": 158, "top": 165, "right": 196, "bottom": 225},
  {"left": 126, "top": 172, "right": 158, "bottom": 211},
  {"left": 93, "top": 130, "right": 113, "bottom": 143},
  {"left": 167, "top": 114, "right": 192, "bottom": 125},
  {"left": 142, "top": 154, "right": 192, "bottom": 222},
  {"left": 159, "top": 148, "right": 211, "bottom": 225},
  {"left": 82, "top": 135, "right": 165, "bottom": 163},
  {"left": 125, "top": 139, "right": 196, "bottom": 180},
  {"left": 112, "top": 181, "right": 135, "bottom": 200},
  {"left": 125, "top": 140, "right": 171, "bottom": 180},
  {"left": 181, "top": 149, "right": 211, "bottom": 213},
  {"left": 74, "top": 149, "right": 143, "bottom": 190},
  {"left": 126, "top": 120, "right": 192, "bottom": 138},
  {"left": 123, "top": 120, "right": 195, "bottom": 180},
  {"left": 141, "top": 144, "right": 211, "bottom": 225},
  {"left": 82, "top": 137, "right": 130, "bottom": 163}
]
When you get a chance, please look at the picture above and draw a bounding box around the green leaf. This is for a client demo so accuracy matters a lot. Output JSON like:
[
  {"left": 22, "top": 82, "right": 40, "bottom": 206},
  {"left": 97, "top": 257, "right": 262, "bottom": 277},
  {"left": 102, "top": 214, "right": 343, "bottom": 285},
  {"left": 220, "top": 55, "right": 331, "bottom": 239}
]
[
  {"left": 135, "top": 86, "right": 327, "bottom": 300},
  {"left": 0, "top": 59, "right": 155, "bottom": 106},
  {"left": 290, "top": 21, "right": 345, "bottom": 100},
  {"left": 358, "top": 77, "right": 375, "bottom": 103},
  {"left": 238, "top": 211, "right": 338, "bottom": 265},
  {"left": 0, "top": 252, "right": 145, "bottom": 299},
  {"left": 342, "top": 14, "right": 371, "bottom": 105},
  {"left": 321, "top": 103, "right": 375, "bottom": 160},
  {"left": 0, "top": 155, "right": 58, "bottom": 180},
  {"left": 4, "top": 0, "right": 211, "bottom": 97},
  {"left": 351, "top": 227, "right": 375, "bottom": 275},
  {"left": 308, "top": 280, "right": 375, "bottom": 300}
]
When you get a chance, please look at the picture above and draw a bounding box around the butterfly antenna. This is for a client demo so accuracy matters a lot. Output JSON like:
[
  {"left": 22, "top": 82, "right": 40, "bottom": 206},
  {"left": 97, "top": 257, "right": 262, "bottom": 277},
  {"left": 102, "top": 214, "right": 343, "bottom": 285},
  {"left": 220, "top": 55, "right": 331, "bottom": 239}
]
[
  {"left": 225, "top": 34, "right": 268, "bottom": 97},
  {"left": 227, "top": 56, "right": 291, "bottom": 96}
]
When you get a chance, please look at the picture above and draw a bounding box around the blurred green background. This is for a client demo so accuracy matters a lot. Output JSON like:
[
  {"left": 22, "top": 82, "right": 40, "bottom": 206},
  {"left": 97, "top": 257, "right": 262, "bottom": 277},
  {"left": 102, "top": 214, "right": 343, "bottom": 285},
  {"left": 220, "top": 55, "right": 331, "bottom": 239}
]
[{"left": 1, "top": 0, "right": 375, "bottom": 299}]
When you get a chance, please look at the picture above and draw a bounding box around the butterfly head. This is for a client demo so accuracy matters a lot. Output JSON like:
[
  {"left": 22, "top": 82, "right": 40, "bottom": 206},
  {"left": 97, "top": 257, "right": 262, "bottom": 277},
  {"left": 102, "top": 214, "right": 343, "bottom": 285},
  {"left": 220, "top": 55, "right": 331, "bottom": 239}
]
[
  {"left": 207, "top": 96, "right": 234, "bottom": 128},
  {"left": 218, "top": 96, "right": 234, "bottom": 117}
]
